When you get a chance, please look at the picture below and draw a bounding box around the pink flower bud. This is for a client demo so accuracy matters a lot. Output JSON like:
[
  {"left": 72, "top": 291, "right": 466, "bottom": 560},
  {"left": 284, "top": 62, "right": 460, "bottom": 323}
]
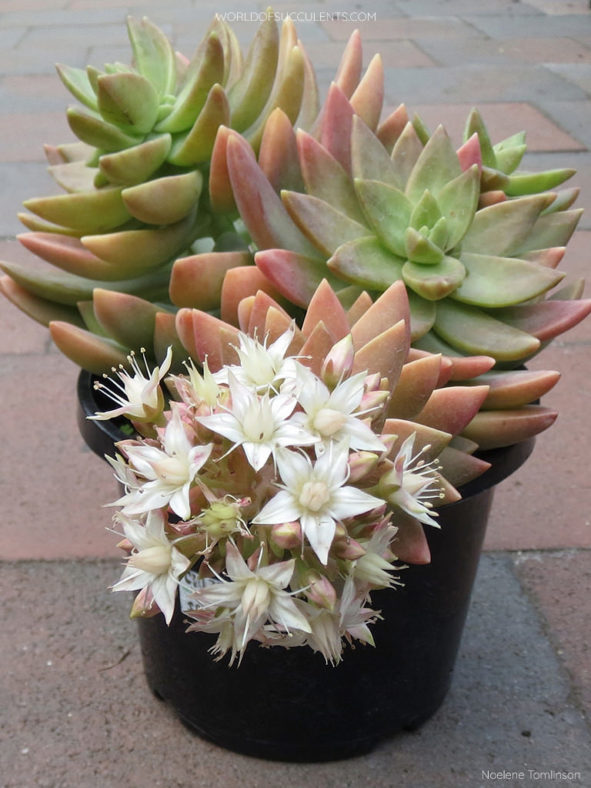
[
  {"left": 305, "top": 572, "right": 337, "bottom": 611},
  {"left": 332, "top": 537, "right": 367, "bottom": 560},
  {"left": 360, "top": 389, "right": 389, "bottom": 412},
  {"left": 348, "top": 451, "right": 379, "bottom": 483},
  {"left": 321, "top": 335, "right": 355, "bottom": 387},
  {"left": 270, "top": 521, "right": 302, "bottom": 550}
]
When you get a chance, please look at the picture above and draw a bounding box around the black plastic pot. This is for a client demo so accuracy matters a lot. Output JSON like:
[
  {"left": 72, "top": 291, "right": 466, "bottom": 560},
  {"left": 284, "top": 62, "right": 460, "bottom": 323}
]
[{"left": 77, "top": 369, "right": 535, "bottom": 762}]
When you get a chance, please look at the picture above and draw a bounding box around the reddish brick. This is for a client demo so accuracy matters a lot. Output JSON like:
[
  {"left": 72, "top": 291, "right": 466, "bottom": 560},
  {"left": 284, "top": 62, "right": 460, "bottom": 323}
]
[
  {"left": 304, "top": 39, "right": 436, "bottom": 69},
  {"left": 0, "top": 112, "right": 73, "bottom": 163},
  {"left": 0, "top": 354, "right": 117, "bottom": 560},
  {"left": 395, "top": 102, "right": 585, "bottom": 151},
  {"left": 484, "top": 343, "right": 591, "bottom": 552},
  {"left": 322, "top": 17, "right": 481, "bottom": 42}
]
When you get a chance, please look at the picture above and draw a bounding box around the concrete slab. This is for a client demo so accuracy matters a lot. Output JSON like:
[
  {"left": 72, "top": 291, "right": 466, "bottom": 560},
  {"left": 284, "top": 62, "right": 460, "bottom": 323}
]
[
  {"left": 0, "top": 556, "right": 589, "bottom": 787},
  {"left": 383, "top": 64, "right": 588, "bottom": 105},
  {"left": 515, "top": 551, "right": 591, "bottom": 717}
]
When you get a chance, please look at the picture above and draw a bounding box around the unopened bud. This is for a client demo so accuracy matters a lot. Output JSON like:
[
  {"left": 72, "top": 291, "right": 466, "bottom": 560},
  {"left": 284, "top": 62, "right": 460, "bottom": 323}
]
[
  {"left": 363, "top": 372, "right": 381, "bottom": 392},
  {"left": 303, "top": 571, "right": 337, "bottom": 611},
  {"left": 270, "top": 521, "right": 302, "bottom": 550},
  {"left": 360, "top": 389, "right": 389, "bottom": 413},
  {"left": 348, "top": 451, "right": 379, "bottom": 483},
  {"left": 333, "top": 536, "right": 367, "bottom": 561},
  {"left": 321, "top": 334, "right": 355, "bottom": 387}
]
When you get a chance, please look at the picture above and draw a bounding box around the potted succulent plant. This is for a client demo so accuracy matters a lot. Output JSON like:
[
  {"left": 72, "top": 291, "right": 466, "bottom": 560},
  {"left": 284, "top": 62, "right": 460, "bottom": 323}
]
[
  {"left": 1, "top": 11, "right": 588, "bottom": 761},
  {"left": 83, "top": 278, "right": 535, "bottom": 760}
]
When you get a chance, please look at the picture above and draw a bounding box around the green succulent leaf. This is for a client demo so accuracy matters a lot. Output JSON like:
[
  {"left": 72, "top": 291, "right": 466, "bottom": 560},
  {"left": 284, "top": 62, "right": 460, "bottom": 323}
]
[
  {"left": 463, "top": 108, "right": 495, "bottom": 168},
  {"left": 504, "top": 167, "right": 576, "bottom": 197},
  {"left": 404, "top": 227, "right": 445, "bottom": 265},
  {"left": 227, "top": 14, "right": 279, "bottom": 131},
  {"left": 127, "top": 15, "right": 176, "bottom": 99},
  {"left": 480, "top": 166, "right": 510, "bottom": 192},
  {"left": 98, "top": 134, "right": 171, "bottom": 185},
  {"left": 23, "top": 187, "right": 130, "bottom": 234},
  {"left": 243, "top": 45, "right": 306, "bottom": 153},
  {"left": 390, "top": 122, "right": 424, "bottom": 190},
  {"left": 122, "top": 171, "right": 203, "bottom": 225},
  {"left": 407, "top": 290, "right": 437, "bottom": 340},
  {"left": 493, "top": 143, "right": 526, "bottom": 175},
  {"left": 97, "top": 72, "right": 160, "bottom": 134},
  {"left": 351, "top": 114, "right": 401, "bottom": 188},
  {"left": 156, "top": 33, "right": 225, "bottom": 134},
  {"left": 327, "top": 236, "right": 403, "bottom": 290},
  {"left": 56, "top": 64, "right": 98, "bottom": 111},
  {"left": 0, "top": 275, "right": 85, "bottom": 328},
  {"left": 81, "top": 208, "right": 197, "bottom": 275},
  {"left": 67, "top": 106, "right": 142, "bottom": 152},
  {"left": 93, "top": 288, "right": 165, "bottom": 353},
  {"left": 282, "top": 191, "right": 368, "bottom": 256},
  {"left": 402, "top": 256, "right": 465, "bottom": 300},
  {"left": 167, "top": 84, "right": 230, "bottom": 166},
  {"left": 462, "top": 194, "right": 555, "bottom": 256},
  {"left": 409, "top": 190, "right": 441, "bottom": 232},
  {"left": 354, "top": 178, "right": 411, "bottom": 258},
  {"left": 427, "top": 216, "right": 450, "bottom": 251},
  {"left": 433, "top": 299, "right": 541, "bottom": 361},
  {"left": 0, "top": 259, "right": 171, "bottom": 306},
  {"left": 297, "top": 130, "right": 365, "bottom": 222},
  {"left": 436, "top": 164, "right": 479, "bottom": 249},
  {"left": 453, "top": 252, "right": 564, "bottom": 307},
  {"left": 405, "top": 125, "right": 462, "bottom": 205},
  {"left": 515, "top": 208, "right": 583, "bottom": 254},
  {"left": 541, "top": 187, "right": 580, "bottom": 215}
]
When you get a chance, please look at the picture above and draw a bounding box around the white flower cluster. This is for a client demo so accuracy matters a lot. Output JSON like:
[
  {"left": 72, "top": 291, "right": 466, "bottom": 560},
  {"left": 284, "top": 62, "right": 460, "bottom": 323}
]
[{"left": 98, "top": 326, "right": 441, "bottom": 665}]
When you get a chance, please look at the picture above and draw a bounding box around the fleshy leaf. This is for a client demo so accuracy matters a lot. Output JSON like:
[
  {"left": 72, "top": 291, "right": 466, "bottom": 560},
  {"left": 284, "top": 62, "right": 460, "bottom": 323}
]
[
  {"left": 93, "top": 288, "right": 163, "bottom": 353},
  {"left": 49, "top": 320, "right": 129, "bottom": 373},
  {"left": 255, "top": 248, "right": 339, "bottom": 307},
  {"left": 282, "top": 191, "right": 368, "bottom": 256},
  {"left": 167, "top": 84, "right": 230, "bottom": 166},
  {"left": 462, "top": 406, "right": 558, "bottom": 449},
  {"left": 98, "top": 134, "right": 171, "bottom": 185},
  {"left": 155, "top": 33, "right": 225, "bottom": 133},
  {"left": 453, "top": 252, "right": 564, "bottom": 307},
  {"left": 405, "top": 126, "right": 462, "bottom": 204},
  {"left": 462, "top": 194, "right": 555, "bottom": 256},
  {"left": 170, "top": 251, "right": 250, "bottom": 310},
  {"left": 328, "top": 236, "right": 404, "bottom": 291},
  {"left": 354, "top": 179, "right": 411, "bottom": 258},
  {"left": 402, "top": 256, "right": 465, "bottom": 300},
  {"left": 97, "top": 72, "right": 159, "bottom": 134},
  {"left": 23, "top": 188, "right": 130, "bottom": 235},
  {"left": 433, "top": 299, "right": 540, "bottom": 361},
  {"left": 122, "top": 171, "right": 203, "bottom": 224}
]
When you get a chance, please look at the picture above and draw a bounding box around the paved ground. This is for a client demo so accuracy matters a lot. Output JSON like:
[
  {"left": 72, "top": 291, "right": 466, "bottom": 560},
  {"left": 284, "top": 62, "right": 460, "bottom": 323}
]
[{"left": 0, "top": 1, "right": 590, "bottom": 786}]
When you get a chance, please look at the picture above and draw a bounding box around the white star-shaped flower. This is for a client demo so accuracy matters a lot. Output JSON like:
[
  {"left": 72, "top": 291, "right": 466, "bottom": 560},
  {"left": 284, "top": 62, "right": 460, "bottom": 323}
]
[
  {"left": 252, "top": 443, "right": 384, "bottom": 564},
  {"left": 112, "top": 404, "right": 213, "bottom": 519},
  {"left": 197, "top": 372, "right": 317, "bottom": 471},
  {"left": 91, "top": 347, "right": 172, "bottom": 422},
  {"left": 214, "top": 325, "right": 298, "bottom": 392},
  {"left": 111, "top": 510, "right": 190, "bottom": 624},
  {"left": 190, "top": 543, "right": 311, "bottom": 662},
  {"left": 292, "top": 367, "right": 387, "bottom": 454}
]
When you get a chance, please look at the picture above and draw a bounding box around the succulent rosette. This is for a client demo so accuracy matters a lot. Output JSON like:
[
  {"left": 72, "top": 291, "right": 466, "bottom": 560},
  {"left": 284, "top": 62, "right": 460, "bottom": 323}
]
[
  {"left": 98, "top": 280, "right": 493, "bottom": 665},
  {"left": 0, "top": 11, "right": 321, "bottom": 373}
]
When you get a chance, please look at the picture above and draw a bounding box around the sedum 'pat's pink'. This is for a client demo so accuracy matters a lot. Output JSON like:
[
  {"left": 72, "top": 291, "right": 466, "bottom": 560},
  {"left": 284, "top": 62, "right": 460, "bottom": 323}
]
[
  {"left": 252, "top": 443, "right": 384, "bottom": 564},
  {"left": 112, "top": 404, "right": 212, "bottom": 520}
]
